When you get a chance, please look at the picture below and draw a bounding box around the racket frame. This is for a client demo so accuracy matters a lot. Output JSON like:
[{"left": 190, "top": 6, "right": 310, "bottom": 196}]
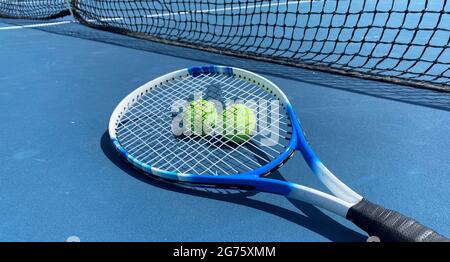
[
  {"left": 109, "top": 65, "right": 362, "bottom": 217},
  {"left": 109, "top": 65, "right": 449, "bottom": 242}
]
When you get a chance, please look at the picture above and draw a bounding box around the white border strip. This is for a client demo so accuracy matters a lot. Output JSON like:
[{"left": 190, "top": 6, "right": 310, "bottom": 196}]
[
  {"left": 0, "top": 20, "right": 71, "bottom": 30},
  {"left": 0, "top": 0, "right": 321, "bottom": 30}
]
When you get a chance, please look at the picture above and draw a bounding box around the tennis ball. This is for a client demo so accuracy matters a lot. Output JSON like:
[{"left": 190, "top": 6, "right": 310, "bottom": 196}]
[
  {"left": 222, "top": 104, "right": 257, "bottom": 144},
  {"left": 183, "top": 99, "right": 217, "bottom": 136}
]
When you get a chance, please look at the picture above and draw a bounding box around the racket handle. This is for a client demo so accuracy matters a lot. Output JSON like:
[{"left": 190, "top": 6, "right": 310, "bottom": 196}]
[{"left": 346, "top": 199, "right": 449, "bottom": 242}]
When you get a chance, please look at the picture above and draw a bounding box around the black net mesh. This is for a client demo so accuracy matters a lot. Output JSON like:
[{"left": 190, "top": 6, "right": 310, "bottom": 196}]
[
  {"left": 0, "top": 0, "right": 70, "bottom": 19},
  {"left": 2, "top": 0, "right": 450, "bottom": 91}
]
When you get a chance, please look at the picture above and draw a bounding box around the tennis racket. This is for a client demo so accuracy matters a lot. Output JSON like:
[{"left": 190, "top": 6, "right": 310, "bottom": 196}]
[{"left": 109, "top": 65, "right": 448, "bottom": 242}]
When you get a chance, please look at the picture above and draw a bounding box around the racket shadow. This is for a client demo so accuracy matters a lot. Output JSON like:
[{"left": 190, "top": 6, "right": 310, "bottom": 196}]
[{"left": 100, "top": 131, "right": 366, "bottom": 242}]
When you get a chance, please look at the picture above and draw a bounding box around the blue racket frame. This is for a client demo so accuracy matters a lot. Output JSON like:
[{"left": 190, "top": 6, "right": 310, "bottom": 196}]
[
  {"left": 109, "top": 65, "right": 361, "bottom": 216},
  {"left": 109, "top": 65, "right": 449, "bottom": 242}
]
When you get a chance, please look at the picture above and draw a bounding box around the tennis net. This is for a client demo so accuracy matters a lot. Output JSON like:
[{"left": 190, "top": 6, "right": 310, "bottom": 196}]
[
  {"left": 0, "top": 0, "right": 70, "bottom": 19},
  {"left": 2, "top": 0, "right": 450, "bottom": 91}
]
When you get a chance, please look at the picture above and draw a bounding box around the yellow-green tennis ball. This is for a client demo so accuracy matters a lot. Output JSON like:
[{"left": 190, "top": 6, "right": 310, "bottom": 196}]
[
  {"left": 222, "top": 104, "right": 257, "bottom": 144},
  {"left": 183, "top": 99, "right": 217, "bottom": 136}
]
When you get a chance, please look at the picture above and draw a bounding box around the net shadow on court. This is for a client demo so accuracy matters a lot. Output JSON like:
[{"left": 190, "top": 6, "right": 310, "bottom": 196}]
[{"left": 2, "top": 17, "right": 449, "bottom": 112}]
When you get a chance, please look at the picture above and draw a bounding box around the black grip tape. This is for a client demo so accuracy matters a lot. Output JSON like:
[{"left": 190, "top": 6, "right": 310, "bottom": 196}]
[{"left": 346, "top": 199, "right": 449, "bottom": 242}]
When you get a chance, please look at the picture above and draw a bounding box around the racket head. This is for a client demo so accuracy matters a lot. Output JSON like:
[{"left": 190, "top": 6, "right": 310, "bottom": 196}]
[{"left": 108, "top": 65, "right": 301, "bottom": 188}]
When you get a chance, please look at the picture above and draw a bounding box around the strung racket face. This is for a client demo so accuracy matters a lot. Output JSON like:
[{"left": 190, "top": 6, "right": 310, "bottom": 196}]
[{"left": 109, "top": 65, "right": 297, "bottom": 185}]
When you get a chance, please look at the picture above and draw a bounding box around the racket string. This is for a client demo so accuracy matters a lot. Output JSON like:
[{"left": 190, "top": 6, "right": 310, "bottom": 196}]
[
  {"left": 116, "top": 72, "right": 292, "bottom": 175},
  {"left": 119, "top": 73, "right": 289, "bottom": 151},
  {"left": 118, "top": 73, "right": 286, "bottom": 175},
  {"left": 118, "top": 75, "right": 248, "bottom": 174},
  {"left": 179, "top": 74, "right": 288, "bottom": 174},
  {"left": 128, "top": 74, "right": 253, "bottom": 171},
  {"left": 120, "top": 78, "right": 229, "bottom": 173},
  {"left": 163, "top": 74, "right": 269, "bottom": 174}
]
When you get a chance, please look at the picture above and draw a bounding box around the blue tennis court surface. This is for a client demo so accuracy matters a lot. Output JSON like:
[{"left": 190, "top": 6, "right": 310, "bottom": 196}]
[{"left": 0, "top": 1, "right": 449, "bottom": 242}]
